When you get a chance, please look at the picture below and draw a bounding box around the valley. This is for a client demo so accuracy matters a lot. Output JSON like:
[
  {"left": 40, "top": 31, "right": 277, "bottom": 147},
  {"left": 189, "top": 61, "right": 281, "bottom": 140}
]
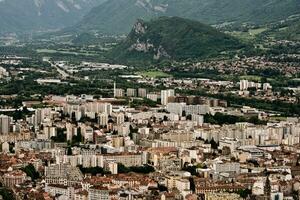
[{"left": 0, "top": 1, "right": 299, "bottom": 199}]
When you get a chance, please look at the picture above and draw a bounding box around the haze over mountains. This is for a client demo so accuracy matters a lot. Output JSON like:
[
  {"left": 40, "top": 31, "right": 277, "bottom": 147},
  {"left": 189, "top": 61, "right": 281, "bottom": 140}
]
[
  {"left": 70, "top": 0, "right": 300, "bottom": 34},
  {"left": 0, "top": 0, "right": 106, "bottom": 33},
  {"left": 0, "top": 0, "right": 299, "bottom": 35}
]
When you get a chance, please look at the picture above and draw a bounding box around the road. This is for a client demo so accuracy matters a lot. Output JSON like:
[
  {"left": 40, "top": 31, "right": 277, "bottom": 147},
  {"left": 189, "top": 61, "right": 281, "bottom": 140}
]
[{"left": 47, "top": 60, "right": 82, "bottom": 80}]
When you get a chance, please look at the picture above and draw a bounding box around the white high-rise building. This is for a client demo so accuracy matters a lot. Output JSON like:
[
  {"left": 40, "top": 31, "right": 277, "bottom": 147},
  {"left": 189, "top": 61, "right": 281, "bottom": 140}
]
[
  {"left": 126, "top": 88, "right": 136, "bottom": 97},
  {"left": 88, "top": 187, "right": 109, "bottom": 200},
  {"left": 138, "top": 88, "right": 147, "bottom": 98},
  {"left": 34, "top": 109, "right": 42, "bottom": 127},
  {"left": 147, "top": 93, "right": 158, "bottom": 102},
  {"left": 113, "top": 81, "right": 116, "bottom": 97},
  {"left": 116, "top": 113, "right": 125, "bottom": 125},
  {"left": 105, "top": 161, "right": 118, "bottom": 174},
  {"left": 240, "top": 80, "right": 249, "bottom": 91},
  {"left": 43, "top": 126, "right": 57, "bottom": 139},
  {"left": 192, "top": 114, "right": 204, "bottom": 126},
  {"left": 34, "top": 108, "right": 52, "bottom": 127},
  {"left": 161, "top": 89, "right": 175, "bottom": 105},
  {"left": 0, "top": 115, "right": 11, "bottom": 135},
  {"left": 263, "top": 83, "right": 272, "bottom": 91},
  {"left": 167, "top": 103, "right": 185, "bottom": 115},
  {"left": 1, "top": 142, "right": 9, "bottom": 153},
  {"left": 98, "top": 103, "right": 112, "bottom": 115},
  {"left": 114, "top": 89, "right": 124, "bottom": 98},
  {"left": 183, "top": 105, "right": 210, "bottom": 115},
  {"left": 84, "top": 127, "right": 94, "bottom": 142},
  {"left": 85, "top": 102, "right": 99, "bottom": 113},
  {"left": 66, "top": 123, "right": 77, "bottom": 141},
  {"left": 98, "top": 113, "right": 109, "bottom": 126}
]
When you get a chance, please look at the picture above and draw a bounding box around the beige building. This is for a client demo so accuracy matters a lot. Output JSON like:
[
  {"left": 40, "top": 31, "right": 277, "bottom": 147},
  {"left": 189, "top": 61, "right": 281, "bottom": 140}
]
[
  {"left": 74, "top": 190, "right": 88, "bottom": 200},
  {"left": 88, "top": 187, "right": 109, "bottom": 200},
  {"left": 114, "top": 88, "right": 124, "bottom": 98},
  {"left": 205, "top": 192, "right": 242, "bottom": 200},
  {"left": 105, "top": 161, "right": 118, "bottom": 174},
  {"left": 138, "top": 88, "right": 147, "bottom": 98},
  {"left": 46, "top": 184, "right": 81, "bottom": 200},
  {"left": 98, "top": 113, "right": 108, "bottom": 126},
  {"left": 3, "top": 170, "right": 26, "bottom": 188},
  {"left": 127, "top": 88, "right": 137, "bottom": 97},
  {"left": 102, "top": 153, "right": 143, "bottom": 167}
]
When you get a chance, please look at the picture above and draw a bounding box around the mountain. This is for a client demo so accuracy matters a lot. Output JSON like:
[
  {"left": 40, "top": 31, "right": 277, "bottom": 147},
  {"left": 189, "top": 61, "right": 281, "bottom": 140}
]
[
  {"left": 0, "top": 0, "right": 106, "bottom": 33},
  {"left": 269, "top": 17, "right": 300, "bottom": 41},
  {"left": 72, "top": 0, "right": 300, "bottom": 34},
  {"left": 254, "top": 14, "right": 300, "bottom": 42},
  {"left": 108, "top": 17, "right": 247, "bottom": 63},
  {"left": 72, "top": 32, "right": 98, "bottom": 45},
  {"left": 280, "top": 20, "right": 300, "bottom": 41}
]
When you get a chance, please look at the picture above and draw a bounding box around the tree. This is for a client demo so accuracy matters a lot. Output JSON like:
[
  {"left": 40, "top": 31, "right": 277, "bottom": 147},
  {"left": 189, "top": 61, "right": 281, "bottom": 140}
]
[
  {"left": 8, "top": 142, "right": 15, "bottom": 153},
  {"left": 182, "top": 165, "right": 197, "bottom": 175},
  {"left": 210, "top": 138, "right": 218, "bottom": 149},
  {"left": 51, "top": 128, "right": 67, "bottom": 143},
  {"left": 130, "top": 165, "right": 155, "bottom": 174},
  {"left": 236, "top": 189, "right": 252, "bottom": 198},
  {"left": 117, "top": 163, "right": 155, "bottom": 174},
  {"left": 78, "top": 165, "right": 110, "bottom": 176},
  {"left": 71, "top": 128, "right": 82, "bottom": 145},
  {"left": 71, "top": 112, "right": 76, "bottom": 122},
  {"left": 21, "top": 164, "right": 40, "bottom": 181},
  {"left": 67, "top": 146, "right": 73, "bottom": 155},
  {"left": 158, "top": 184, "right": 168, "bottom": 192},
  {"left": 261, "top": 77, "right": 268, "bottom": 83},
  {"left": 117, "top": 163, "right": 130, "bottom": 173},
  {"left": 186, "top": 114, "right": 192, "bottom": 120},
  {"left": 189, "top": 177, "right": 196, "bottom": 192},
  {"left": 0, "top": 188, "right": 15, "bottom": 200},
  {"left": 128, "top": 132, "right": 133, "bottom": 140},
  {"left": 163, "top": 116, "right": 169, "bottom": 121}
]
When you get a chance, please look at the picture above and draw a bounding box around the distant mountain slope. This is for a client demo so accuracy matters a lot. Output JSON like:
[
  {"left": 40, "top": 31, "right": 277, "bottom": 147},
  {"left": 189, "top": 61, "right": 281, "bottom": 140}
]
[
  {"left": 271, "top": 18, "right": 300, "bottom": 41},
  {"left": 69, "top": 0, "right": 156, "bottom": 34},
  {"left": 0, "top": 0, "right": 106, "bottom": 33},
  {"left": 282, "top": 21, "right": 300, "bottom": 41},
  {"left": 72, "top": 0, "right": 300, "bottom": 34},
  {"left": 108, "top": 17, "right": 247, "bottom": 63}
]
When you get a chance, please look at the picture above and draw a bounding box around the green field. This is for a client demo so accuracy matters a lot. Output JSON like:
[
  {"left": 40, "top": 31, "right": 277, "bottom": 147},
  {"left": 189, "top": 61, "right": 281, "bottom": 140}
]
[
  {"left": 37, "top": 49, "right": 97, "bottom": 56},
  {"left": 229, "top": 28, "right": 267, "bottom": 41},
  {"left": 269, "top": 116, "right": 287, "bottom": 121},
  {"left": 138, "top": 71, "right": 172, "bottom": 78},
  {"left": 249, "top": 28, "right": 267, "bottom": 36},
  {"left": 239, "top": 75, "right": 275, "bottom": 82},
  {"left": 240, "top": 75, "right": 262, "bottom": 81}
]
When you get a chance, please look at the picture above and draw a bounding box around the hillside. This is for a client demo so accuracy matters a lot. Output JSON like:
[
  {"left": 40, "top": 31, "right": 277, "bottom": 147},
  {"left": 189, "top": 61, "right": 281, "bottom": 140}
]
[
  {"left": 267, "top": 17, "right": 300, "bottom": 41},
  {"left": 108, "top": 17, "right": 247, "bottom": 63},
  {"left": 72, "top": 0, "right": 300, "bottom": 34},
  {"left": 0, "top": 0, "right": 106, "bottom": 34}
]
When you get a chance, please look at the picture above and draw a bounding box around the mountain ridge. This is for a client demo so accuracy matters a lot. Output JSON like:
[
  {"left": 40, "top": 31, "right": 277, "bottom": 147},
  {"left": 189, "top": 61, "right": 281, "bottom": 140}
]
[
  {"left": 0, "top": 0, "right": 107, "bottom": 33},
  {"left": 108, "top": 17, "right": 248, "bottom": 64},
  {"left": 71, "top": 0, "right": 300, "bottom": 35}
]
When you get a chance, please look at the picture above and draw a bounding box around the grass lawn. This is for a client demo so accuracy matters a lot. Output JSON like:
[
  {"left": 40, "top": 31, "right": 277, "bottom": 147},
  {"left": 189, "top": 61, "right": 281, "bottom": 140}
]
[
  {"left": 269, "top": 116, "right": 287, "bottom": 121},
  {"left": 240, "top": 75, "right": 262, "bottom": 82},
  {"left": 249, "top": 28, "right": 267, "bottom": 36},
  {"left": 228, "top": 28, "right": 267, "bottom": 41},
  {"left": 37, "top": 49, "right": 97, "bottom": 56},
  {"left": 139, "top": 70, "right": 172, "bottom": 78}
]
